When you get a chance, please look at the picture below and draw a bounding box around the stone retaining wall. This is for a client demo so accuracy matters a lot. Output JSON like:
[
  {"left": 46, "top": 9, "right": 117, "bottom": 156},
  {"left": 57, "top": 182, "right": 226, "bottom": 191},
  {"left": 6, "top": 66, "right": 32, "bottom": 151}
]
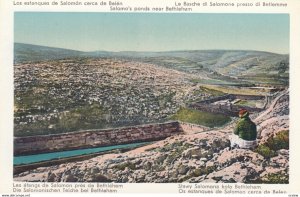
[
  {"left": 198, "top": 94, "right": 265, "bottom": 104},
  {"left": 190, "top": 103, "right": 263, "bottom": 116},
  {"left": 14, "top": 121, "right": 183, "bottom": 156},
  {"left": 190, "top": 94, "right": 265, "bottom": 116},
  {"left": 178, "top": 121, "right": 210, "bottom": 134}
]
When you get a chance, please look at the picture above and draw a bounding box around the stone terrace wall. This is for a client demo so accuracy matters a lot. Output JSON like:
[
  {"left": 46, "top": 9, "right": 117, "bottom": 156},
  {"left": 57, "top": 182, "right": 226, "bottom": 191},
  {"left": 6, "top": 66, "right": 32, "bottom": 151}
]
[
  {"left": 198, "top": 94, "right": 265, "bottom": 105},
  {"left": 234, "top": 94, "right": 265, "bottom": 100},
  {"left": 14, "top": 121, "right": 183, "bottom": 156},
  {"left": 178, "top": 121, "right": 210, "bottom": 134},
  {"left": 198, "top": 94, "right": 233, "bottom": 104},
  {"left": 190, "top": 103, "right": 263, "bottom": 117},
  {"left": 190, "top": 94, "right": 266, "bottom": 116}
]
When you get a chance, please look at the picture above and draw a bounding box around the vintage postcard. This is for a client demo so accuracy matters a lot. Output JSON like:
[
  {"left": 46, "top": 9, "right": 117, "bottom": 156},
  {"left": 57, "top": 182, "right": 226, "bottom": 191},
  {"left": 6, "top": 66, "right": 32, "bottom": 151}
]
[{"left": 1, "top": 0, "right": 300, "bottom": 195}]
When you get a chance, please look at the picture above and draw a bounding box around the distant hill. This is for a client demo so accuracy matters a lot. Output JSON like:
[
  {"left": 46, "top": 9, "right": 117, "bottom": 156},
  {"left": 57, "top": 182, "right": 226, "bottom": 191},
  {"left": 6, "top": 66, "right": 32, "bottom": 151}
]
[
  {"left": 14, "top": 43, "right": 85, "bottom": 63},
  {"left": 14, "top": 43, "right": 289, "bottom": 84},
  {"left": 129, "top": 50, "right": 289, "bottom": 76}
]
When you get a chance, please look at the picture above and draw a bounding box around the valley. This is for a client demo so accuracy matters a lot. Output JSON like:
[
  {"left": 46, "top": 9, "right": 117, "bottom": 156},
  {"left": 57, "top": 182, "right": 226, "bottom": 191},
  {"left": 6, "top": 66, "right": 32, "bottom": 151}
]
[
  {"left": 14, "top": 43, "right": 288, "bottom": 137},
  {"left": 13, "top": 43, "right": 289, "bottom": 183}
]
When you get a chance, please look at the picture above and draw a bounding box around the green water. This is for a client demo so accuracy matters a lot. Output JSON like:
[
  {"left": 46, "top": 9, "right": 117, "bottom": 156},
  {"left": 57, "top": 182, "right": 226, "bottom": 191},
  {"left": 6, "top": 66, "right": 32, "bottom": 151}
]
[{"left": 14, "top": 142, "right": 149, "bottom": 165}]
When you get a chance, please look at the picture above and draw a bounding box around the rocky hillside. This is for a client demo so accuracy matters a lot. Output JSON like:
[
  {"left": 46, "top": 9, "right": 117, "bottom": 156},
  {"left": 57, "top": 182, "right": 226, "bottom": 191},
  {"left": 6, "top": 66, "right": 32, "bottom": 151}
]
[
  {"left": 15, "top": 43, "right": 289, "bottom": 85},
  {"left": 14, "top": 90, "right": 289, "bottom": 183},
  {"left": 14, "top": 58, "right": 214, "bottom": 136}
]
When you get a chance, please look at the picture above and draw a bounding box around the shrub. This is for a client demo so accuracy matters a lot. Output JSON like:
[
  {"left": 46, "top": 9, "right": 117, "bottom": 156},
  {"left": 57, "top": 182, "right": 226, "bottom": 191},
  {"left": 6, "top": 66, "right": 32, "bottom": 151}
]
[
  {"left": 252, "top": 173, "right": 289, "bottom": 184},
  {"left": 255, "top": 144, "right": 277, "bottom": 159},
  {"left": 266, "top": 130, "right": 289, "bottom": 151},
  {"left": 180, "top": 166, "right": 217, "bottom": 182},
  {"left": 255, "top": 130, "right": 289, "bottom": 159},
  {"left": 263, "top": 173, "right": 289, "bottom": 184},
  {"left": 114, "top": 162, "right": 136, "bottom": 171},
  {"left": 191, "top": 168, "right": 203, "bottom": 177},
  {"left": 166, "top": 152, "right": 180, "bottom": 164}
]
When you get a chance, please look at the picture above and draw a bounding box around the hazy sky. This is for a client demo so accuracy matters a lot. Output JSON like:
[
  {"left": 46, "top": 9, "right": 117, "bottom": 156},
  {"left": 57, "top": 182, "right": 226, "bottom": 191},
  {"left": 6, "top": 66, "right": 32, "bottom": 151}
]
[{"left": 14, "top": 13, "right": 289, "bottom": 54}]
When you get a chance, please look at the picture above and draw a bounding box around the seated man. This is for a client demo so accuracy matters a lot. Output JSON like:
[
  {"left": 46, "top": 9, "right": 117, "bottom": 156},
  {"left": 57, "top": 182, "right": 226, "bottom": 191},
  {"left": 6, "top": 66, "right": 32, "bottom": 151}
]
[{"left": 230, "top": 109, "right": 257, "bottom": 149}]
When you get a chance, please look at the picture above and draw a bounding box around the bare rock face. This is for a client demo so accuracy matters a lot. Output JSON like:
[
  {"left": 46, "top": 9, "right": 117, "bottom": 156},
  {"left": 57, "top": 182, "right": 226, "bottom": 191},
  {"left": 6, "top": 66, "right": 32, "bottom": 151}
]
[
  {"left": 14, "top": 90, "right": 289, "bottom": 183},
  {"left": 255, "top": 90, "right": 289, "bottom": 144},
  {"left": 206, "top": 162, "right": 248, "bottom": 183},
  {"left": 206, "top": 149, "right": 264, "bottom": 169},
  {"left": 178, "top": 165, "right": 190, "bottom": 175},
  {"left": 205, "top": 149, "right": 265, "bottom": 183},
  {"left": 61, "top": 174, "right": 77, "bottom": 182}
]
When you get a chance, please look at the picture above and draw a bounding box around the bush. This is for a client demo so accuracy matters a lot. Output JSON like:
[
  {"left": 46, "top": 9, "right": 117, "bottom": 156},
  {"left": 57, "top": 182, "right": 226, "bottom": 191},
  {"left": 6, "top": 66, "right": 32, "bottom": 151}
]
[
  {"left": 114, "top": 162, "right": 136, "bottom": 171},
  {"left": 166, "top": 152, "right": 181, "bottom": 164},
  {"left": 180, "top": 166, "right": 217, "bottom": 182},
  {"left": 266, "top": 130, "right": 289, "bottom": 151},
  {"left": 263, "top": 173, "right": 289, "bottom": 184},
  {"left": 256, "top": 173, "right": 289, "bottom": 184},
  {"left": 255, "top": 130, "right": 289, "bottom": 159},
  {"left": 255, "top": 144, "right": 277, "bottom": 159}
]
